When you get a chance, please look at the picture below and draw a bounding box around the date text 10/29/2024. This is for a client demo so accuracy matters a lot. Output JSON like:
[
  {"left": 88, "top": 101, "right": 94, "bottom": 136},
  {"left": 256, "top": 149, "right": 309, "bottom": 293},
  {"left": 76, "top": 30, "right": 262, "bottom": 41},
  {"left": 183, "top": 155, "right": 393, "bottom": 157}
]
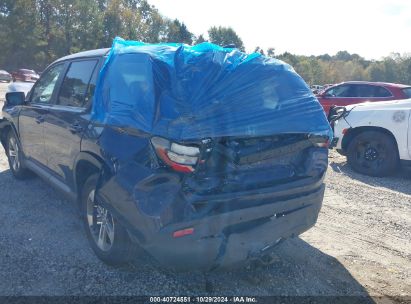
[{"left": 149, "top": 297, "right": 258, "bottom": 303}]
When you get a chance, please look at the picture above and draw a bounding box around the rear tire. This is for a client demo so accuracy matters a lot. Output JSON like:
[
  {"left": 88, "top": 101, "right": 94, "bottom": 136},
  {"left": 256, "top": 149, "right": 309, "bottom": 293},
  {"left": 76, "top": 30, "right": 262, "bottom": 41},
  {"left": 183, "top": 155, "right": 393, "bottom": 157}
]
[
  {"left": 347, "top": 131, "right": 399, "bottom": 177},
  {"left": 6, "top": 131, "right": 32, "bottom": 179},
  {"left": 81, "top": 174, "right": 136, "bottom": 266}
]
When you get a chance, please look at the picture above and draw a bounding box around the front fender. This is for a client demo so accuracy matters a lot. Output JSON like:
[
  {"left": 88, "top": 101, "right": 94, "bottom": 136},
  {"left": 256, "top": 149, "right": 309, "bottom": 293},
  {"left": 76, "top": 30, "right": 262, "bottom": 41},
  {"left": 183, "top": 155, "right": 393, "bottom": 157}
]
[{"left": 342, "top": 109, "right": 409, "bottom": 159}]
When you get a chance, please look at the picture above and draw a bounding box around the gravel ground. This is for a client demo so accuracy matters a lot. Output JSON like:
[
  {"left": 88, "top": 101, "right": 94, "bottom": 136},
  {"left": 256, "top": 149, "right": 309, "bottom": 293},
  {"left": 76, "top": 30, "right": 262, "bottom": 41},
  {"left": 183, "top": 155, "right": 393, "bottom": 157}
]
[{"left": 0, "top": 83, "right": 410, "bottom": 301}]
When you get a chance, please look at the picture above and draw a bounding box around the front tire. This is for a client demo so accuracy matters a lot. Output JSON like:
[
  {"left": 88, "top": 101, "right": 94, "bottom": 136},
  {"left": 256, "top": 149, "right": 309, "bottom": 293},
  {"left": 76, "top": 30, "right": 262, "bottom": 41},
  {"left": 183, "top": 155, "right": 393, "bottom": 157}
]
[
  {"left": 347, "top": 131, "right": 399, "bottom": 177},
  {"left": 6, "top": 131, "right": 32, "bottom": 179},
  {"left": 81, "top": 174, "right": 136, "bottom": 265}
]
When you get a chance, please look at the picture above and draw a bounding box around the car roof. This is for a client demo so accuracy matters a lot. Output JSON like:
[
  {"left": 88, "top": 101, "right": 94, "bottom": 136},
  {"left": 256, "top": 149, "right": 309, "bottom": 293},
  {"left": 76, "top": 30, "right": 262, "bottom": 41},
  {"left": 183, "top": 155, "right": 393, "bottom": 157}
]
[
  {"left": 54, "top": 48, "right": 111, "bottom": 63},
  {"left": 337, "top": 81, "right": 410, "bottom": 88}
]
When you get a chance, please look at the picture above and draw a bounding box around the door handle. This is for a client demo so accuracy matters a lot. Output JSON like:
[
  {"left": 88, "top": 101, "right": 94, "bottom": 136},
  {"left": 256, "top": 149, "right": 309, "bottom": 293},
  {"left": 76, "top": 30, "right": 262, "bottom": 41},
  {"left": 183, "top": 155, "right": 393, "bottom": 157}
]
[
  {"left": 35, "top": 115, "right": 45, "bottom": 124},
  {"left": 69, "top": 122, "right": 83, "bottom": 134}
]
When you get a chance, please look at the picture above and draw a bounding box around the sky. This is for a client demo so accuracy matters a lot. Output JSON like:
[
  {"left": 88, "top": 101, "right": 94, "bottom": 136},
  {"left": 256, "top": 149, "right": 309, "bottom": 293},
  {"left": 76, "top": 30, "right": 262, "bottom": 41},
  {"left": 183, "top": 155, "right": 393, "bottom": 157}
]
[{"left": 148, "top": 0, "right": 411, "bottom": 60}]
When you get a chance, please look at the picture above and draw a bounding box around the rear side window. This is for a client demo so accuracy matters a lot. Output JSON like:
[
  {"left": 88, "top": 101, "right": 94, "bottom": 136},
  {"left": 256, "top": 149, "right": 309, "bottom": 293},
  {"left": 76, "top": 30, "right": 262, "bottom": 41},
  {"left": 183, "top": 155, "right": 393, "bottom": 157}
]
[
  {"left": 373, "top": 86, "right": 392, "bottom": 97},
  {"left": 355, "top": 85, "right": 375, "bottom": 97},
  {"left": 355, "top": 85, "right": 392, "bottom": 98},
  {"left": 402, "top": 88, "right": 411, "bottom": 98},
  {"left": 58, "top": 60, "right": 98, "bottom": 107}
]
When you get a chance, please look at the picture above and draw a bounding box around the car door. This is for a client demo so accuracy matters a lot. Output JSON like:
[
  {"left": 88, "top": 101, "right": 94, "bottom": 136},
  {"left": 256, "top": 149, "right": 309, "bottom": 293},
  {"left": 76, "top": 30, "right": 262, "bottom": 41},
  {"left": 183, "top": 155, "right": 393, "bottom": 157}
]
[
  {"left": 18, "top": 63, "right": 66, "bottom": 166},
  {"left": 319, "top": 84, "right": 394, "bottom": 114},
  {"left": 318, "top": 84, "right": 359, "bottom": 114},
  {"left": 43, "top": 58, "right": 100, "bottom": 186}
]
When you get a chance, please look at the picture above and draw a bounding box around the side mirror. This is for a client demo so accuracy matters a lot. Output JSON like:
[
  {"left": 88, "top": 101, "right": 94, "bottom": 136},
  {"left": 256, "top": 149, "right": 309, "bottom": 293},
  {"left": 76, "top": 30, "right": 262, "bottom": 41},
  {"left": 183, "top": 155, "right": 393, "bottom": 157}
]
[{"left": 5, "top": 92, "right": 26, "bottom": 107}]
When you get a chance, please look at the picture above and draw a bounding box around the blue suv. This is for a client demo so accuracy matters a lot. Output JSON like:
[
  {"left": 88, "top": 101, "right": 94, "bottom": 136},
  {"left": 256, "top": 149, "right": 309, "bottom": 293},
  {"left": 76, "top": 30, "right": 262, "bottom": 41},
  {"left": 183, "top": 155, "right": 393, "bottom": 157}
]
[{"left": 1, "top": 47, "right": 329, "bottom": 270}]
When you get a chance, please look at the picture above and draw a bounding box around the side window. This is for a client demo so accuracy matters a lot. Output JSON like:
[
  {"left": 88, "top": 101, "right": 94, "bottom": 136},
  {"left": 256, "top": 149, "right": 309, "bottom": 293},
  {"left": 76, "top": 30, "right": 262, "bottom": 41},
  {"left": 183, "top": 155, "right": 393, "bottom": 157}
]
[
  {"left": 374, "top": 86, "right": 392, "bottom": 97},
  {"left": 356, "top": 85, "right": 376, "bottom": 97},
  {"left": 402, "top": 88, "right": 411, "bottom": 98},
  {"left": 57, "top": 60, "right": 98, "bottom": 108},
  {"left": 30, "top": 64, "right": 65, "bottom": 104},
  {"left": 325, "top": 85, "right": 355, "bottom": 97}
]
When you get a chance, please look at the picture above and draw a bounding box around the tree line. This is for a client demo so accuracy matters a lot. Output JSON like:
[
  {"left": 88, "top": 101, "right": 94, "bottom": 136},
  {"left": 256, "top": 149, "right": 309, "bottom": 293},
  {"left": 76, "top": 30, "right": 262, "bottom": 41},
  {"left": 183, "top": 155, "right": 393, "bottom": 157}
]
[
  {"left": 0, "top": 0, "right": 244, "bottom": 71},
  {"left": 258, "top": 49, "right": 411, "bottom": 86},
  {"left": 1, "top": 0, "right": 410, "bottom": 85}
]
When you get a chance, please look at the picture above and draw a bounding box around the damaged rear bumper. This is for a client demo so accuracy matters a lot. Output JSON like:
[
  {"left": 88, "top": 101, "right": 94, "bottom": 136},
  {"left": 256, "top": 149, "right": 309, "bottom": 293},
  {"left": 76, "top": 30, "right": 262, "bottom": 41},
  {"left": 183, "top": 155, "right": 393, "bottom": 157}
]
[{"left": 142, "top": 184, "right": 325, "bottom": 270}]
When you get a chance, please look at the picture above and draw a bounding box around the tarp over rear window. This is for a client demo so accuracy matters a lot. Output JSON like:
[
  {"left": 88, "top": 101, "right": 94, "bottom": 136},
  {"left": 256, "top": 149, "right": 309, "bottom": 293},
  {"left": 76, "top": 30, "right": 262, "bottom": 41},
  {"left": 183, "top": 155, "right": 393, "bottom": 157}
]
[{"left": 92, "top": 38, "right": 332, "bottom": 140}]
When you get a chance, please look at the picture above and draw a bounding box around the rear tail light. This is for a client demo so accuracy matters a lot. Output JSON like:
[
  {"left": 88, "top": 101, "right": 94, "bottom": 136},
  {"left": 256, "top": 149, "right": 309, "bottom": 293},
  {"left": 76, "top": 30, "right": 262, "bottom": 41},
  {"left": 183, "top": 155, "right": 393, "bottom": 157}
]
[
  {"left": 151, "top": 137, "right": 200, "bottom": 173},
  {"left": 172, "top": 227, "right": 194, "bottom": 238},
  {"left": 313, "top": 140, "right": 329, "bottom": 148},
  {"left": 308, "top": 135, "right": 330, "bottom": 148}
]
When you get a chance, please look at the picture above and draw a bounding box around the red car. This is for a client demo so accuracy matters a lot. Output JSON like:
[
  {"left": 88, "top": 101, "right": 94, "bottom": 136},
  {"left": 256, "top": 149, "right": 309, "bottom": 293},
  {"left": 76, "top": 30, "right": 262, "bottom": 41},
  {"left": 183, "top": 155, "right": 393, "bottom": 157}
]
[
  {"left": 11, "top": 69, "right": 40, "bottom": 82},
  {"left": 317, "top": 81, "right": 411, "bottom": 115}
]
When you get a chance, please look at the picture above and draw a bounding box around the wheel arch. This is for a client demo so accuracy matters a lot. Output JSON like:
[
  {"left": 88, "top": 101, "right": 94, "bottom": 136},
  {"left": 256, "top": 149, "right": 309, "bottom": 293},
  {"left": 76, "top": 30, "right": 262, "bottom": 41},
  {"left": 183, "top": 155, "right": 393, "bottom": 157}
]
[
  {"left": 73, "top": 152, "right": 111, "bottom": 202},
  {"left": 342, "top": 126, "right": 400, "bottom": 158},
  {"left": 73, "top": 152, "right": 146, "bottom": 245},
  {"left": 0, "top": 120, "right": 19, "bottom": 151}
]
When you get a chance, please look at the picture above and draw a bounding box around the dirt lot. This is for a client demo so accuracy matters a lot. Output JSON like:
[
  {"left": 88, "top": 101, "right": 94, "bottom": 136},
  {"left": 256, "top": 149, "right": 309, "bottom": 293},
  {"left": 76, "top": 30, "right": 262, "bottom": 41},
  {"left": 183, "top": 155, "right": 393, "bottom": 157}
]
[{"left": 0, "top": 82, "right": 410, "bottom": 301}]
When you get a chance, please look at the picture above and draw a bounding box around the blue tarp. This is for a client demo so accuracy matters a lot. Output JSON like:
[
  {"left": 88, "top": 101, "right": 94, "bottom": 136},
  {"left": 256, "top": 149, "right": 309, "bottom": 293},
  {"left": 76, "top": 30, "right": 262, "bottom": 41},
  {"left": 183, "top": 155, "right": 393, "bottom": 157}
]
[{"left": 92, "top": 38, "right": 332, "bottom": 140}]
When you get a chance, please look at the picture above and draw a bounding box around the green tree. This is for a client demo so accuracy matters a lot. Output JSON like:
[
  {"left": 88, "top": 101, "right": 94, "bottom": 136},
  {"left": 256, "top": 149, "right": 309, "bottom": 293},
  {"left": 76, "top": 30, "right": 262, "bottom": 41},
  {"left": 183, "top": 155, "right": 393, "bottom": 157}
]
[
  {"left": 195, "top": 34, "right": 207, "bottom": 44},
  {"left": 398, "top": 57, "right": 411, "bottom": 84},
  {"left": 138, "top": 2, "right": 166, "bottom": 43},
  {"left": 365, "top": 62, "right": 384, "bottom": 82},
  {"left": 277, "top": 52, "right": 299, "bottom": 67},
  {"left": 208, "top": 26, "right": 244, "bottom": 51},
  {"left": 0, "top": 0, "right": 188, "bottom": 70},
  {"left": 2, "top": 0, "right": 411, "bottom": 86},
  {"left": 164, "top": 19, "right": 193, "bottom": 44},
  {"left": 334, "top": 50, "right": 352, "bottom": 61},
  {"left": 0, "top": 0, "right": 43, "bottom": 70},
  {"left": 74, "top": 0, "right": 105, "bottom": 50}
]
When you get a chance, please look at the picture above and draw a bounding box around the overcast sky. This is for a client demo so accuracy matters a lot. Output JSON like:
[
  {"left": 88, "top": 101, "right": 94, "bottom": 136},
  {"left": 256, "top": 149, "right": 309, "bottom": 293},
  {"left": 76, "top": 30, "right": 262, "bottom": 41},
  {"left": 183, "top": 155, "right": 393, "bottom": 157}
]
[{"left": 149, "top": 0, "right": 411, "bottom": 59}]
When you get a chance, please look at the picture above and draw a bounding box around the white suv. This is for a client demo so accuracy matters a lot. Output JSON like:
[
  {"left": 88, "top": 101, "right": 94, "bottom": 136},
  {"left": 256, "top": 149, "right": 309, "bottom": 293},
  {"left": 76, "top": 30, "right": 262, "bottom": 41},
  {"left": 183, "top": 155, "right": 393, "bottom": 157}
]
[{"left": 331, "top": 99, "right": 411, "bottom": 177}]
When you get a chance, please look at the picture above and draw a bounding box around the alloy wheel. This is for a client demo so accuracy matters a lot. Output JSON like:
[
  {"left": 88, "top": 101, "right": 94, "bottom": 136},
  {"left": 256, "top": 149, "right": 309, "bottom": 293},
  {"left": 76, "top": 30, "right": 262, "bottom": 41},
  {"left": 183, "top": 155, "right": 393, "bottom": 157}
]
[
  {"left": 86, "top": 190, "right": 115, "bottom": 252},
  {"left": 355, "top": 140, "right": 386, "bottom": 171},
  {"left": 8, "top": 136, "right": 20, "bottom": 172}
]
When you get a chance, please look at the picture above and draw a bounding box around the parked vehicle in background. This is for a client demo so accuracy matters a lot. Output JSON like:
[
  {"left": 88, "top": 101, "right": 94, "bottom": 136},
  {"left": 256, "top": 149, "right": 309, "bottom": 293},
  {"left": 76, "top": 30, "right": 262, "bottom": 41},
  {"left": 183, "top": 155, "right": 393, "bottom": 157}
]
[
  {"left": 317, "top": 81, "right": 411, "bottom": 114},
  {"left": 311, "top": 85, "right": 323, "bottom": 91},
  {"left": 0, "top": 70, "right": 12, "bottom": 82},
  {"left": 7, "top": 82, "right": 34, "bottom": 97},
  {"left": 11, "top": 69, "right": 40, "bottom": 82},
  {"left": 311, "top": 85, "right": 323, "bottom": 94},
  {"left": 0, "top": 46, "right": 330, "bottom": 270},
  {"left": 331, "top": 99, "right": 411, "bottom": 177}
]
